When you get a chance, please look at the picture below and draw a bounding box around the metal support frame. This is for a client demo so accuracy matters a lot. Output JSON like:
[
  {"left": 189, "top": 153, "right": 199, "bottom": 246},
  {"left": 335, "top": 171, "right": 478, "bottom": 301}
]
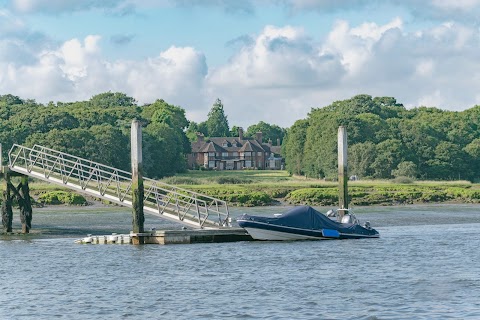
[{"left": 8, "top": 144, "right": 231, "bottom": 228}]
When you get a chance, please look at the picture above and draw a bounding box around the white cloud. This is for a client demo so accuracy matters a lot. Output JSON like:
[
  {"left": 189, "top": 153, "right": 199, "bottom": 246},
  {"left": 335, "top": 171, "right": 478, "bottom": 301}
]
[
  {"left": 209, "top": 25, "right": 344, "bottom": 88},
  {"left": 0, "top": 33, "right": 208, "bottom": 107},
  {"left": 204, "top": 19, "right": 480, "bottom": 127},
  {"left": 1, "top": 13, "right": 480, "bottom": 129}
]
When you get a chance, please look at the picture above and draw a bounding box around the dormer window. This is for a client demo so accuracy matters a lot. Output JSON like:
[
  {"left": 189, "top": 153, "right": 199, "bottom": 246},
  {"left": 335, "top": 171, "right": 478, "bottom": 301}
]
[{"left": 222, "top": 142, "right": 228, "bottom": 147}]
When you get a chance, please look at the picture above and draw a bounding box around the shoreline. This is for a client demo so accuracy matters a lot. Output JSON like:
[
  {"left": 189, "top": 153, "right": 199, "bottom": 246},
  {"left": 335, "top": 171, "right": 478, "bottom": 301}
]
[{"left": 2, "top": 202, "right": 479, "bottom": 239}]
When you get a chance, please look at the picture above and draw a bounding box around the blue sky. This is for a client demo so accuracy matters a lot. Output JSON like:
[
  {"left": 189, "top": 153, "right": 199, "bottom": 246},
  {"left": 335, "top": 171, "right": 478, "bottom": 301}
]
[{"left": 1, "top": 0, "right": 480, "bottom": 128}]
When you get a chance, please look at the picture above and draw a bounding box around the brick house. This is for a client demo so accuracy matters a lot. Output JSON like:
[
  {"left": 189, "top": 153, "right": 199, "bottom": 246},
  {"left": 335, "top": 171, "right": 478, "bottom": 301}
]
[{"left": 188, "top": 128, "right": 283, "bottom": 170}]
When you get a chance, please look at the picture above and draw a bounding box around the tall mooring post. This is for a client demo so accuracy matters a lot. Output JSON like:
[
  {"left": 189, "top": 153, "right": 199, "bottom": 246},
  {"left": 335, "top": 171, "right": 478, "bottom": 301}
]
[
  {"left": 1, "top": 142, "right": 33, "bottom": 233},
  {"left": 131, "top": 120, "right": 145, "bottom": 244},
  {"left": 338, "top": 126, "right": 349, "bottom": 221},
  {"left": 1, "top": 143, "right": 13, "bottom": 233},
  {"left": 18, "top": 175, "right": 33, "bottom": 233},
  {"left": 2, "top": 172, "right": 13, "bottom": 233}
]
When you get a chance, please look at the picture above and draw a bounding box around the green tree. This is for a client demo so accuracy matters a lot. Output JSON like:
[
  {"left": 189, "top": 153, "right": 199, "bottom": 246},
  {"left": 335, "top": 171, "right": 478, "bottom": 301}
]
[
  {"left": 245, "top": 121, "right": 286, "bottom": 144},
  {"left": 283, "top": 119, "right": 309, "bottom": 175},
  {"left": 349, "top": 142, "right": 376, "bottom": 178},
  {"left": 206, "top": 98, "right": 229, "bottom": 137},
  {"left": 148, "top": 100, "right": 191, "bottom": 155},
  {"left": 230, "top": 125, "right": 241, "bottom": 137},
  {"left": 89, "top": 92, "right": 137, "bottom": 108},
  {"left": 464, "top": 139, "right": 480, "bottom": 181},
  {"left": 392, "top": 161, "right": 418, "bottom": 179},
  {"left": 302, "top": 111, "right": 339, "bottom": 179},
  {"left": 426, "top": 141, "right": 469, "bottom": 180},
  {"left": 371, "top": 139, "right": 403, "bottom": 178},
  {"left": 143, "top": 122, "right": 186, "bottom": 178}
]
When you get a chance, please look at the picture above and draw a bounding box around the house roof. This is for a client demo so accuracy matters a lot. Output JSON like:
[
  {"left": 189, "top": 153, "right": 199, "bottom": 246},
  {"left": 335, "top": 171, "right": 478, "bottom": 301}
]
[{"left": 191, "top": 133, "right": 282, "bottom": 156}]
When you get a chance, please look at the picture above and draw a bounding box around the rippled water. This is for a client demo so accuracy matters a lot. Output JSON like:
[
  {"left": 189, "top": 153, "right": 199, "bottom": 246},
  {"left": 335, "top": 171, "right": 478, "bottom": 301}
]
[{"left": 1, "top": 204, "right": 480, "bottom": 319}]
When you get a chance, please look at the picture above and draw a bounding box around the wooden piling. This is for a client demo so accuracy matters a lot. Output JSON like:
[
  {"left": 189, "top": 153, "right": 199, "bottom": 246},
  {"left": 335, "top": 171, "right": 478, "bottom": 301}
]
[
  {"left": 19, "top": 175, "right": 32, "bottom": 233},
  {"left": 338, "top": 126, "right": 349, "bottom": 220},
  {"left": 2, "top": 172, "right": 13, "bottom": 232},
  {"left": 131, "top": 120, "right": 145, "bottom": 244}
]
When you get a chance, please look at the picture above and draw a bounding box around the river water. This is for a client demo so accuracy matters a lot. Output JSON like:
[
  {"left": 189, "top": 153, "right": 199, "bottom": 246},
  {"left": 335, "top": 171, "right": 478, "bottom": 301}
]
[{"left": 1, "top": 204, "right": 480, "bottom": 319}]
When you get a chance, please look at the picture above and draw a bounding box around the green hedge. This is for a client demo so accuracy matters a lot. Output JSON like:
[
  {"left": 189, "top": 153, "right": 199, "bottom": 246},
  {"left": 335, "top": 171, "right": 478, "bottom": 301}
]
[{"left": 37, "top": 191, "right": 87, "bottom": 205}]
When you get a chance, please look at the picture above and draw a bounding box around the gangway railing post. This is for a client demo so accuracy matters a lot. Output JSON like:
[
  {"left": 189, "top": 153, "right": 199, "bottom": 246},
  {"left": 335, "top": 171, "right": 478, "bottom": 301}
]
[{"left": 131, "top": 119, "right": 145, "bottom": 244}]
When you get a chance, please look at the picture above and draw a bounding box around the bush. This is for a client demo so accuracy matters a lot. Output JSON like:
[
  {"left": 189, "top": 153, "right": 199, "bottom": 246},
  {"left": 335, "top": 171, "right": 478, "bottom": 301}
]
[
  {"left": 215, "top": 177, "right": 253, "bottom": 184},
  {"left": 285, "top": 188, "right": 338, "bottom": 205},
  {"left": 38, "top": 191, "right": 87, "bottom": 205},
  {"left": 162, "top": 177, "right": 199, "bottom": 185},
  {"left": 392, "top": 176, "right": 414, "bottom": 184}
]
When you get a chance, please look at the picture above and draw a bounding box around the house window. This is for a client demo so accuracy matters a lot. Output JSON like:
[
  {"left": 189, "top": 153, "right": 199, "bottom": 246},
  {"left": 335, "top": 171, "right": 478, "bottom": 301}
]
[
  {"left": 257, "top": 152, "right": 262, "bottom": 156},
  {"left": 222, "top": 152, "right": 228, "bottom": 157},
  {"left": 233, "top": 152, "right": 239, "bottom": 157},
  {"left": 208, "top": 161, "right": 215, "bottom": 168},
  {"left": 244, "top": 152, "right": 251, "bottom": 156},
  {"left": 209, "top": 152, "right": 215, "bottom": 157},
  {"left": 245, "top": 161, "right": 252, "bottom": 168}
]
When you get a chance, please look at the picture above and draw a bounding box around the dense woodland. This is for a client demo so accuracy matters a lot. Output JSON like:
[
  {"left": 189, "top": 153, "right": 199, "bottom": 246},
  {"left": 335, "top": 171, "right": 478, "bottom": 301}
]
[
  {"left": 283, "top": 95, "right": 480, "bottom": 182},
  {"left": 0, "top": 93, "right": 284, "bottom": 178},
  {"left": 1, "top": 93, "right": 479, "bottom": 181}
]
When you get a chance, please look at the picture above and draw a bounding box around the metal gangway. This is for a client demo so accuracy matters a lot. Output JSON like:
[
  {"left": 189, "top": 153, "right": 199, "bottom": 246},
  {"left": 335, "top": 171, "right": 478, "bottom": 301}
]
[{"left": 7, "top": 144, "right": 231, "bottom": 229}]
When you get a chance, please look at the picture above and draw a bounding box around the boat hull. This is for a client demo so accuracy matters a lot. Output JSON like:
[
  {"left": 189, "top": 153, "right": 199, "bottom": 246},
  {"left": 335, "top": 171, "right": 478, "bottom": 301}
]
[
  {"left": 243, "top": 227, "right": 329, "bottom": 241},
  {"left": 238, "top": 219, "right": 379, "bottom": 241}
]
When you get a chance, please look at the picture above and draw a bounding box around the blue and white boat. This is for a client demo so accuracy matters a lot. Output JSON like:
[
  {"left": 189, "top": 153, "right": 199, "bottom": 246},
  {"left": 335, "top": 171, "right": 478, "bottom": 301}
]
[{"left": 237, "top": 205, "right": 379, "bottom": 241}]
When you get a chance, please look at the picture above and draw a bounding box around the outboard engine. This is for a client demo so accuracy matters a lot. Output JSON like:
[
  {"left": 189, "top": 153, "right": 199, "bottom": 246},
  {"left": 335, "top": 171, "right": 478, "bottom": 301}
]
[{"left": 364, "top": 221, "right": 371, "bottom": 229}]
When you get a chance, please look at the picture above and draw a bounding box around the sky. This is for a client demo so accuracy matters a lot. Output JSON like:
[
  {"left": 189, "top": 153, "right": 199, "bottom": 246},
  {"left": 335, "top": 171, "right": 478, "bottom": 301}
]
[{"left": 1, "top": 0, "right": 480, "bottom": 129}]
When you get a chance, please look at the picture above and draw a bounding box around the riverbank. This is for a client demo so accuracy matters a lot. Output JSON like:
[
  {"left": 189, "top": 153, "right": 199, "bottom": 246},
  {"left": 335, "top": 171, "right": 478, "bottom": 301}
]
[
  {"left": 1, "top": 170, "right": 479, "bottom": 207},
  {"left": 161, "top": 170, "right": 480, "bottom": 206}
]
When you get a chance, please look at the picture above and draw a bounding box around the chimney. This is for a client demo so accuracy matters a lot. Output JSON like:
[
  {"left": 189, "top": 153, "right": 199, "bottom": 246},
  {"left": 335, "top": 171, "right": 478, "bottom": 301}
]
[
  {"left": 256, "top": 132, "right": 263, "bottom": 143},
  {"left": 268, "top": 139, "right": 272, "bottom": 147},
  {"left": 277, "top": 138, "right": 280, "bottom": 146},
  {"left": 239, "top": 127, "right": 244, "bottom": 140},
  {"left": 196, "top": 132, "right": 204, "bottom": 142}
]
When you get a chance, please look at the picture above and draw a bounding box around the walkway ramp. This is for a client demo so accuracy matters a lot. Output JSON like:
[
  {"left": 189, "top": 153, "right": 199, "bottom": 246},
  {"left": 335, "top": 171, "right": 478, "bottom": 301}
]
[{"left": 7, "top": 144, "right": 231, "bottom": 229}]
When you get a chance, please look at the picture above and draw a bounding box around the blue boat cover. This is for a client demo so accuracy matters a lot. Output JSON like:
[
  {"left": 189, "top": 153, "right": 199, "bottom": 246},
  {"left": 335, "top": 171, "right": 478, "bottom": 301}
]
[{"left": 239, "top": 206, "right": 378, "bottom": 237}]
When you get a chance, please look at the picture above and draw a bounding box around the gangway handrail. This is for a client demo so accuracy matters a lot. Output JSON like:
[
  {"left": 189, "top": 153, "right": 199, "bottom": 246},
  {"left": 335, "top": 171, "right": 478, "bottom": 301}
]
[
  {"left": 7, "top": 144, "right": 231, "bottom": 228},
  {"left": 30, "top": 144, "right": 229, "bottom": 206}
]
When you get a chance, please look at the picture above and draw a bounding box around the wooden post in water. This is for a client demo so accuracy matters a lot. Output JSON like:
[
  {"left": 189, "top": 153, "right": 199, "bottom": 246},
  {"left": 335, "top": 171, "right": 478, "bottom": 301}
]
[
  {"left": 131, "top": 120, "right": 145, "bottom": 244},
  {"left": 2, "top": 172, "right": 13, "bottom": 232},
  {"left": 19, "top": 175, "right": 32, "bottom": 233},
  {"left": 338, "top": 126, "right": 349, "bottom": 221}
]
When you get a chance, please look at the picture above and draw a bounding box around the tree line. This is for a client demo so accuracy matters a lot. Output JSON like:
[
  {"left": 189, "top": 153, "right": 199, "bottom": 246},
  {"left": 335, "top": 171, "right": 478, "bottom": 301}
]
[
  {"left": 283, "top": 94, "right": 480, "bottom": 181},
  {"left": 0, "top": 93, "right": 285, "bottom": 178},
  {"left": 2, "top": 92, "right": 479, "bottom": 181},
  {"left": 185, "top": 98, "right": 285, "bottom": 144}
]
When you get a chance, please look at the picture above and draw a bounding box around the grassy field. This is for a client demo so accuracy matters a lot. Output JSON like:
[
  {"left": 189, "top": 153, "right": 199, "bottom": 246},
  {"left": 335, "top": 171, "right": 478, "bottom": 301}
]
[
  {"left": 157, "top": 170, "right": 480, "bottom": 206},
  {"left": 1, "top": 170, "right": 479, "bottom": 207}
]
